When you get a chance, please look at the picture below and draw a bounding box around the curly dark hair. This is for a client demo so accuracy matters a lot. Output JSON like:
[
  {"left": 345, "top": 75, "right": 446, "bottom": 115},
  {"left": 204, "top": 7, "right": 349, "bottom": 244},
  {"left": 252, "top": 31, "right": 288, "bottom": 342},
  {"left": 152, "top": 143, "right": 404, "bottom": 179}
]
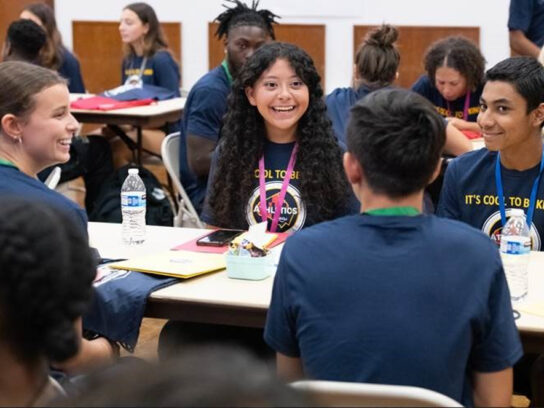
[
  {"left": 0, "top": 197, "right": 95, "bottom": 366},
  {"left": 208, "top": 42, "right": 350, "bottom": 228},
  {"left": 424, "top": 36, "right": 485, "bottom": 91},
  {"left": 215, "top": 0, "right": 278, "bottom": 40}
]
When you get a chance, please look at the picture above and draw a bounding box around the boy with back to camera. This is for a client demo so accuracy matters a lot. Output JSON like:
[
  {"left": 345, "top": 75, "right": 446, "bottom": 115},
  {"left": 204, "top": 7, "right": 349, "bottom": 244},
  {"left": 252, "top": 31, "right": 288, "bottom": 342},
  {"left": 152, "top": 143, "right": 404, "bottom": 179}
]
[{"left": 264, "top": 89, "right": 522, "bottom": 407}]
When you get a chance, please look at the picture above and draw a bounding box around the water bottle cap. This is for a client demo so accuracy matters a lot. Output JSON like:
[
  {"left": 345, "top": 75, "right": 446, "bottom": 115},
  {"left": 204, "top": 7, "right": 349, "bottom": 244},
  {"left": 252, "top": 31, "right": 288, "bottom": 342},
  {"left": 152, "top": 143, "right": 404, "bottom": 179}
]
[
  {"left": 128, "top": 168, "right": 139, "bottom": 175},
  {"left": 511, "top": 208, "right": 525, "bottom": 217}
]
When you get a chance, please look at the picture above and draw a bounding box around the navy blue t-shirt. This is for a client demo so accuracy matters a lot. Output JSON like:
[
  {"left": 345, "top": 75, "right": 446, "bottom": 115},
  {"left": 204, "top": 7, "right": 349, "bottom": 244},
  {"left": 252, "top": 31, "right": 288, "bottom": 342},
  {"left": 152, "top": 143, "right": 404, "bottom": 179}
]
[
  {"left": 202, "top": 141, "right": 307, "bottom": 232},
  {"left": 264, "top": 213, "right": 522, "bottom": 406},
  {"left": 411, "top": 75, "right": 482, "bottom": 122},
  {"left": 508, "top": 0, "right": 544, "bottom": 47},
  {"left": 325, "top": 85, "right": 374, "bottom": 143},
  {"left": 201, "top": 140, "right": 358, "bottom": 231},
  {"left": 438, "top": 148, "right": 544, "bottom": 250},
  {"left": 179, "top": 65, "right": 230, "bottom": 214},
  {"left": 58, "top": 47, "right": 85, "bottom": 93},
  {"left": 0, "top": 164, "right": 87, "bottom": 235},
  {"left": 121, "top": 50, "right": 181, "bottom": 97}
]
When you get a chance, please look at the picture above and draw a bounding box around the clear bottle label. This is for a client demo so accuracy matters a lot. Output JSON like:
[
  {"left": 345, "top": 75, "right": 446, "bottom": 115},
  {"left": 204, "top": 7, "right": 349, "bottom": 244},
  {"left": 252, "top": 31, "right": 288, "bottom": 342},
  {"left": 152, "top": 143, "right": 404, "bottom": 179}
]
[{"left": 121, "top": 192, "right": 146, "bottom": 207}]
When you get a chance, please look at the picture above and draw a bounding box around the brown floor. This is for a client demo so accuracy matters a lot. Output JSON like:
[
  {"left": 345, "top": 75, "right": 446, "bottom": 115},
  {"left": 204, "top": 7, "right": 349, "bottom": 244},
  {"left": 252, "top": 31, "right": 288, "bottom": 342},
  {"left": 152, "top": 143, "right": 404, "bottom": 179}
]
[{"left": 121, "top": 318, "right": 166, "bottom": 361}]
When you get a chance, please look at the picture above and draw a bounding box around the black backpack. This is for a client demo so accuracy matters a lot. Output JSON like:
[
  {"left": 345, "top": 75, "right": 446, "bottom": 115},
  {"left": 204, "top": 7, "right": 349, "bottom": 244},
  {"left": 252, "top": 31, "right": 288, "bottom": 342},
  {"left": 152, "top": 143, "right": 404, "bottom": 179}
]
[{"left": 89, "top": 165, "right": 173, "bottom": 226}]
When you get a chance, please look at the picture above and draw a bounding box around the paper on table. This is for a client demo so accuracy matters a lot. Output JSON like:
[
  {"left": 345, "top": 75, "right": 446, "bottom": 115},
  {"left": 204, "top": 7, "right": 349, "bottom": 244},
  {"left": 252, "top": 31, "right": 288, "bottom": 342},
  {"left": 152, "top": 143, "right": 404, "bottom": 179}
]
[
  {"left": 109, "top": 250, "right": 226, "bottom": 279},
  {"left": 516, "top": 302, "right": 544, "bottom": 318}
]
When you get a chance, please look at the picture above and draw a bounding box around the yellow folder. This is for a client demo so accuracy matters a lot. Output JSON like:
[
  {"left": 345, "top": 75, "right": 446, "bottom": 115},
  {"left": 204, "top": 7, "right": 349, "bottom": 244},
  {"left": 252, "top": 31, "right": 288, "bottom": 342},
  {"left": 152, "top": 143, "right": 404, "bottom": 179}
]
[{"left": 109, "top": 250, "right": 226, "bottom": 279}]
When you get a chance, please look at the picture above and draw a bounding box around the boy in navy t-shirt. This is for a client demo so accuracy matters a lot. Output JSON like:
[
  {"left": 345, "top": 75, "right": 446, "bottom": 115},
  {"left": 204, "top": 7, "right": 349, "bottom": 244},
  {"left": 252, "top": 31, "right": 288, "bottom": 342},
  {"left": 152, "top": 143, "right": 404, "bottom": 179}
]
[
  {"left": 264, "top": 89, "right": 522, "bottom": 407},
  {"left": 438, "top": 57, "right": 544, "bottom": 250},
  {"left": 178, "top": 0, "right": 278, "bottom": 213}
]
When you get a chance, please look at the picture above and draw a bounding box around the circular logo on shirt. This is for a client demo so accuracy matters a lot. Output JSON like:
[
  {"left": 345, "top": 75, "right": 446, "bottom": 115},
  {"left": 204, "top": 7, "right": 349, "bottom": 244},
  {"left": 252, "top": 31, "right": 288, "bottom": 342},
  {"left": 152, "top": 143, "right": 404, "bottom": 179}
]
[
  {"left": 482, "top": 209, "right": 541, "bottom": 250},
  {"left": 246, "top": 181, "right": 306, "bottom": 232}
]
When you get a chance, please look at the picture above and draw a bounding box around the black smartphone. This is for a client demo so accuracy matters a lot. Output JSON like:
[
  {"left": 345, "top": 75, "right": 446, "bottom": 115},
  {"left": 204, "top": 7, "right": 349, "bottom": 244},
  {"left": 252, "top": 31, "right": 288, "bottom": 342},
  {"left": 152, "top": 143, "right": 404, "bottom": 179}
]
[{"left": 196, "top": 229, "right": 244, "bottom": 247}]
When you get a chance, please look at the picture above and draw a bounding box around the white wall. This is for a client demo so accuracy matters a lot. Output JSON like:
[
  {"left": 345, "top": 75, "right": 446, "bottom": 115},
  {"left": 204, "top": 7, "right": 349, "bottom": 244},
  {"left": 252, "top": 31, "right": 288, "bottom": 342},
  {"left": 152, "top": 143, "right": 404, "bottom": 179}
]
[{"left": 55, "top": 0, "right": 510, "bottom": 93}]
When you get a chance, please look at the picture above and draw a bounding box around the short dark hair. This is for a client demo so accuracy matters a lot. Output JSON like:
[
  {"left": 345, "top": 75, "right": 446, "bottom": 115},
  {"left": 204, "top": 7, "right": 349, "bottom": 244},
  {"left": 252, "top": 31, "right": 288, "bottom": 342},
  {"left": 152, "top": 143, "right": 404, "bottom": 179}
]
[
  {"left": 346, "top": 89, "right": 446, "bottom": 198},
  {"left": 215, "top": 0, "right": 278, "bottom": 40},
  {"left": 424, "top": 36, "right": 485, "bottom": 91},
  {"left": 354, "top": 24, "right": 399, "bottom": 88},
  {"left": 23, "top": 2, "right": 64, "bottom": 70},
  {"left": 0, "top": 197, "right": 95, "bottom": 365},
  {"left": 485, "top": 56, "right": 544, "bottom": 113},
  {"left": 4, "top": 19, "right": 46, "bottom": 63}
]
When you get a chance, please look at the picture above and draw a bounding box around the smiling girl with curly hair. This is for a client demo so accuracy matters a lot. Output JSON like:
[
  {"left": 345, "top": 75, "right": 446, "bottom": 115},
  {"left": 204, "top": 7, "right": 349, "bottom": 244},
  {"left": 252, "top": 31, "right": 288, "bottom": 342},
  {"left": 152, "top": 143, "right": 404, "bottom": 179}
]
[{"left": 202, "top": 42, "right": 355, "bottom": 232}]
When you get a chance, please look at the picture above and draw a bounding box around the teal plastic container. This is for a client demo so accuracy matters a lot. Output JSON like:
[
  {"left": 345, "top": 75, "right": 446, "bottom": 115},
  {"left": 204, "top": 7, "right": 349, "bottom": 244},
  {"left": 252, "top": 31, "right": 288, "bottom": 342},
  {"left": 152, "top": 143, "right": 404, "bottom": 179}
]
[{"left": 225, "top": 253, "right": 276, "bottom": 280}]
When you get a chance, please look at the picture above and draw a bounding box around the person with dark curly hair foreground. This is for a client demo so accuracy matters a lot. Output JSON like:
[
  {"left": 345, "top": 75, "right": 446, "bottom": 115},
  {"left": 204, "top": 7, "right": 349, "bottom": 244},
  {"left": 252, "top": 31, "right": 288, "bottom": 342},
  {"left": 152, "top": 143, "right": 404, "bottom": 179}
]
[
  {"left": 202, "top": 42, "right": 356, "bottom": 232},
  {"left": 264, "top": 89, "right": 522, "bottom": 407},
  {"left": 412, "top": 36, "right": 485, "bottom": 136},
  {"left": 0, "top": 197, "right": 96, "bottom": 406},
  {"left": 179, "top": 0, "right": 278, "bottom": 213},
  {"left": 58, "top": 346, "right": 308, "bottom": 406}
]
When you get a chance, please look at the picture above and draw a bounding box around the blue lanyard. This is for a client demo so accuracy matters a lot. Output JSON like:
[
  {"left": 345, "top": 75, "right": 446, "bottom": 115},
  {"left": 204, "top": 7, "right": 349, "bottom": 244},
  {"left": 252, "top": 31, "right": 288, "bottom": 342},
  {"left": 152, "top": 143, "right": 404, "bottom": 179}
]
[{"left": 495, "top": 151, "right": 544, "bottom": 227}]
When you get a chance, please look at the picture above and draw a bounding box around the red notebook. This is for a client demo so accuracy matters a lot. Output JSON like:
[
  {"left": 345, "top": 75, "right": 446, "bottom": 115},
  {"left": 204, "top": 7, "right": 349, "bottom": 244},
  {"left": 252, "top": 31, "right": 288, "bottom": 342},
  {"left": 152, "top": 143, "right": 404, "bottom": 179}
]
[
  {"left": 462, "top": 130, "right": 482, "bottom": 140},
  {"left": 172, "top": 231, "right": 291, "bottom": 254},
  {"left": 70, "top": 96, "right": 154, "bottom": 111}
]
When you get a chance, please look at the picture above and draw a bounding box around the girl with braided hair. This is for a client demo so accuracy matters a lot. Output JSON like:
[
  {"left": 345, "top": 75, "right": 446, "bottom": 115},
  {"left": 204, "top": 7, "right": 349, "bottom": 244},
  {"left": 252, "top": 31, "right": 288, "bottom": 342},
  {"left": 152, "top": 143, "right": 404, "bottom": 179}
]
[
  {"left": 202, "top": 42, "right": 355, "bottom": 232},
  {"left": 180, "top": 0, "right": 279, "bottom": 213},
  {"left": 0, "top": 198, "right": 96, "bottom": 406}
]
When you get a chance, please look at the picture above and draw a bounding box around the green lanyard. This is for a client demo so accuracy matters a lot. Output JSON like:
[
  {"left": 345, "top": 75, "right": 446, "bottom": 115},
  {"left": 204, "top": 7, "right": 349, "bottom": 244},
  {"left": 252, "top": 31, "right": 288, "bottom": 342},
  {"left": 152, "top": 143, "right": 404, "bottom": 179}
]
[
  {"left": 0, "top": 158, "right": 17, "bottom": 169},
  {"left": 221, "top": 59, "right": 233, "bottom": 86},
  {"left": 364, "top": 206, "right": 420, "bottom": 216}
]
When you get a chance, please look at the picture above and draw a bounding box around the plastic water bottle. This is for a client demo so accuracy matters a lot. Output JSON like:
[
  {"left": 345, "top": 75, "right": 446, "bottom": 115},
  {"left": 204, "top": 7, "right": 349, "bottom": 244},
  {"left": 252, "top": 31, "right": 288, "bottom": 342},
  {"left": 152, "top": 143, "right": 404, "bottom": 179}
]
[
  {"left": 121, "top": 168, "right": 146, "bottom": 245},
  {"left": 500, "top": 208, "right": 531, "bottom": 303}
]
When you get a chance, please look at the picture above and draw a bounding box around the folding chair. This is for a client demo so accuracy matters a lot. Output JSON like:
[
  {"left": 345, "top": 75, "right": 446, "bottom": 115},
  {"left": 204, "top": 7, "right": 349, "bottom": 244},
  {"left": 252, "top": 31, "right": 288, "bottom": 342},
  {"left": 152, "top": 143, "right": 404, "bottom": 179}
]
[
  {"left": 290, "top": 380, "right": 462, "bottom": 407},
  {"left": 161, "top": 132, "right": 204, "bottom": 228}
]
